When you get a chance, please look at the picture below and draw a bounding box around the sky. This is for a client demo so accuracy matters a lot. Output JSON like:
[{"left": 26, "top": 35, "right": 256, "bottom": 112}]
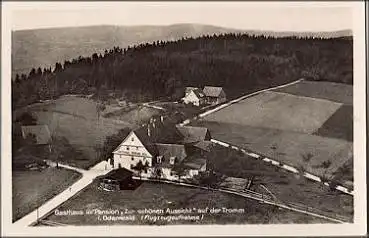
[{"left": 9, "top": 2, "right": 354, "bottom": 32}]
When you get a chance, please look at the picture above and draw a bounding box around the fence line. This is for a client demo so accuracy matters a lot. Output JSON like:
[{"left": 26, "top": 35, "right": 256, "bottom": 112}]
[{"left": 210, "top": 139, "right": 354, "bottom": 196}]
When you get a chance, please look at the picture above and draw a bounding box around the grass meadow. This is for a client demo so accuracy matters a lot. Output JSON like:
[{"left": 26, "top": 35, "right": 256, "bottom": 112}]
[
  {"left": 13, "top": 96, "right": 160, "bottom": 169},
  {"left": 204, "top": 144, "right": 353, "bottom": 221},
  {"left": 43, "top": 181, "right": 329, "bottom": 225},
  {"left": 194, "top": 80, "right": 353, "bottom": 180},
  {"left": 12, "top": 167, "right": 82, "bottom": 222}
]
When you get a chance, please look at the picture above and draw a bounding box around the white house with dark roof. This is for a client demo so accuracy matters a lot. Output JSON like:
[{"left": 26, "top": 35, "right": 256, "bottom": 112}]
[
  {"left": 181, "top": 88, "right": 206, "bottom": 106},
  {"left": 203, "top": 86, "right": 227, "bottom": 105},
  {"left": 112, "top": 129, "right": 155, "bottom": 170},
  {"left": 111, "top": 119, "right": 212, "bottom": 181}
]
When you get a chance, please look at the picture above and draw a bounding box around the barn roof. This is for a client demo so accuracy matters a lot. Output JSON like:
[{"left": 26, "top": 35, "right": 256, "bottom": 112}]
[
  {"left": 203, "top": 86, "right": 224, "bottom": 97},
  {"left": 155, "top": 143, "right": 187, "bottom": 163},
  {"left": 193, "top": 141, "right": 213, "bottom": 152},
  {"left": 21, "top": 125, "right": 51, "bottom": 145},
  {"left": 191, "top": 89, "right": 205, "bottom": 98},
  {"left": 176, "top": 125, "right": 210, "bottom": 143}
]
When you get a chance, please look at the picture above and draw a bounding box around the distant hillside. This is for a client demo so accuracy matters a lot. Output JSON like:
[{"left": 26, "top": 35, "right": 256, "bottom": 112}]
[
  {"left": 12, "top": 24, "right": 238, "bottom": 77},
  {"left": 12, "top": 24, "right": 352, "bottom": 77},
  {"left": 12, "top": 32, "right": 353, "bottom": 109}
]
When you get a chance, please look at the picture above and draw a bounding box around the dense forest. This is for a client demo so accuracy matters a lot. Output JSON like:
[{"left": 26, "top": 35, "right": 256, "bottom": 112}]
[{"left": 12, "top": 33, "right": 353, "bottom": 108}]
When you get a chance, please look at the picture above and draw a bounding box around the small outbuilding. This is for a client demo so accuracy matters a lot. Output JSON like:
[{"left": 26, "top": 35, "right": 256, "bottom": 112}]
[
  {"left": 98, "top": 168, "right": 135, "bottom": 191},
  {"left": 21, "top": 125, "right": 51, "bottom": 145}
]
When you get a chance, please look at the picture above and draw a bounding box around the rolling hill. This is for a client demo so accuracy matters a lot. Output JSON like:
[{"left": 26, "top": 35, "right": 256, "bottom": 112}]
[
  {"left": 12, "top": 24, "right": 352, "bottom": 77},
  {"left": 12, "top": 24, "right": 239, "bottom": 77}
]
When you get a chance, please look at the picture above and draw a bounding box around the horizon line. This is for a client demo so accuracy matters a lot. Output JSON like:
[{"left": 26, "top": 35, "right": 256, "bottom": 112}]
[{"left": 12, "top": 23, "right": 353, "bottom": 33}]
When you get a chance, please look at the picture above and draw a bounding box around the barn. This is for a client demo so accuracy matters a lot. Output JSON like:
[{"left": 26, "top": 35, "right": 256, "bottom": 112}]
[{"left": 203, "top": 86, "right": 227, "bottom": 105}]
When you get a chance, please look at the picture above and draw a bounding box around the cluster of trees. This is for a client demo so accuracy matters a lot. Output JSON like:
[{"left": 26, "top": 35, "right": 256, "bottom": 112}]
[{"left": 12, "top": 33, "right": 353, "bottom": 108}]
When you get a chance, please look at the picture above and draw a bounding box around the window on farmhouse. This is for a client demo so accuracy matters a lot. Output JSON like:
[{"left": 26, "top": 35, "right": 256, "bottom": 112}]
[
  {"left": 170, "top": 157, "right": 176, "bottom": 165},
  {"left": 127, "top": 147, "right": 129, "bottom": 150},
  {"left": 131, "top": 137, "right": 134, "bottom": 141},
  {"left": 131, "top": 157, "right": 134, "bottom": 161},
  {"left": 157, "top": 156, "right": 163, "bottom": 163}
]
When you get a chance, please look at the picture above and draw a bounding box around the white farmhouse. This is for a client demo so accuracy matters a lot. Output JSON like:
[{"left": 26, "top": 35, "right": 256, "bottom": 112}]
[
  {"left": 111, "top": 121, "right": 211, "bottom": 181},
  {"left": 112, "top": 128, "right": 156, "bottom": 170},
  {"left": 181, "top": 88, "right": 206, "bottom": 106}
]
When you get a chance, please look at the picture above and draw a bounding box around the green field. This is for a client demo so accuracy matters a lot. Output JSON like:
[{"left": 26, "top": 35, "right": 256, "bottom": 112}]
[
  {"left": 12, "top": 167, "right": 81, "bottom": 222},
  {"left": 273, "top": 81, "right": 353, "bottom": 105},
  {"left": 42, "top": 181, "right": 329, "bottom": 225},
  {"left": 104, "top": 106, "right": 161, "bottom": 126},
  {"left": 314, "top": 105, "right": 353, "bottom": 141},
  {"left": 193, "top": 80, "right": 353, "bottom": 182},
  {"left": 204, "top": 144, "right": 353, "bottom": 220},
  {"left": 196, "top": 121, "right": 352, "bottom": 179},
  {"left": 13, "top": 96, "right": 160, "bottom": 168},
  {"left": 203, "top": 91, "right": 342, "bottom": 134}
]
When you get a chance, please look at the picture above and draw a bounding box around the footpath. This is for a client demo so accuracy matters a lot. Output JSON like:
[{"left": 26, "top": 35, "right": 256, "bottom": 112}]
[{"left": 13, "top": 161, "right": 113, "bottom": 227}]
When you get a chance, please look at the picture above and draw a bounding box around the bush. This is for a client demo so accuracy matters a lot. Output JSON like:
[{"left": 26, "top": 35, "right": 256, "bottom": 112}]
[
  {"left": 321, "top": 160, "right": 332, "bottom": 169},
  {"left": 302, "top": 152, "right": 313, "bottom": 162}
]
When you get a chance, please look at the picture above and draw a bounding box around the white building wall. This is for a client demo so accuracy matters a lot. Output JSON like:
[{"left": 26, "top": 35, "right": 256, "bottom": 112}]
[
  {"left": 182, "top": 91, "right": 201, "bottom": 106},
  {"left": 113, "top": 154, "right": 152, "bottom": 170},
  {"left": 112, "top": 131, "right": 153, "bottom": 170}
]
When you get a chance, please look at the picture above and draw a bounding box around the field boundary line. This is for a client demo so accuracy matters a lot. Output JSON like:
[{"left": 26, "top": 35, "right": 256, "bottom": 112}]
[{"left": 210, "top": 138, "right": 354, "bottom": 196}]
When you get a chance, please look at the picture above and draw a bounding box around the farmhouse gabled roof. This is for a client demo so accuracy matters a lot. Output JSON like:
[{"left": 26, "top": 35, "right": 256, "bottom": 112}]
[
  {"left": 203, "top": 86, "right": 224, "bottom": 98},
  {"left": 185, "top": 87, "right": 200, "bottom": 95},
  {"left": 133, "top": 126, "right": 158, "bottom": 156},
  {"left": 119, "top": 123, "right": 184, "bottom": 156},
  {"left": 155, "top": 143, "right": 187, "bottom": 161},
  {"left": 155, "top": 143, "right": 187, "bottom": 167},
  {"left": 191, "top": 89, "right": 205, "bottom": 98},
  {"left": 176, "top": 125, "right": 210, "bottom": 143},
  {"left": 193, "top": 141, "right": 213, "bottom": 152},
  {"left": 21, "top": 125, "right": 51, "bottom": 145}
]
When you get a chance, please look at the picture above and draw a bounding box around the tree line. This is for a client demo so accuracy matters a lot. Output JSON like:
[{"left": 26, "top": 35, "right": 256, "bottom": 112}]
[{"left": 12, "top": 33, "right": 353, "bottom": 108}]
